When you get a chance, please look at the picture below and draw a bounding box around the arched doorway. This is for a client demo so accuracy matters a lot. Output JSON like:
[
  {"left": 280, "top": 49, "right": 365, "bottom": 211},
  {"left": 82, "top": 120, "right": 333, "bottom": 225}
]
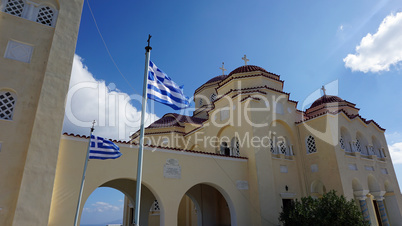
[
  {"left": 82, "top": 178, "right": 161, "bottom": 226},
  {"left": 81, "top": 187, "right": 125, "bottom": 225},
  {"left": 178, "top": 184, "right": 232, "bottom": 226}
]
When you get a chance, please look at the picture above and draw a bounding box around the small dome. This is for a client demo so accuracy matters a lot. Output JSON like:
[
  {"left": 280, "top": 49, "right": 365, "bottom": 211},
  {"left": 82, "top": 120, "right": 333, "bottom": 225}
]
[
  {"left": 205, "top": 74, "right": 228, "bottom": 85},
  {"left": 310, "top": 95, "right": 344, "bottom": 108},
  {"left": 228, "top": 65, "right": 268, "bottom": 76}
]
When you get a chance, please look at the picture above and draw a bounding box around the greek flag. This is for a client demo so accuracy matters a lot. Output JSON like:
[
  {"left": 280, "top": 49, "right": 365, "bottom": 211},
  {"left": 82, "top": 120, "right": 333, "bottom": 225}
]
[
  {"left": 89, "top": 135, "right": 122, "bottom": 160},
  {"left": 147, "top": 61, "right": 190, "bottom": 110}
]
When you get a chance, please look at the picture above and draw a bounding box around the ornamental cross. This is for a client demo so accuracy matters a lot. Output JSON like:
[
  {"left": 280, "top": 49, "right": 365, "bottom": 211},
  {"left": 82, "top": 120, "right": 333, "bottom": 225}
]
[
  {"left": 242, "top": 54, "right": 249, "bottom": 65},
  {"left": 321, "top": 85, "right": 326, "bottom": 96},
  {"left": 219, "top": 62, "right": 227, "bottom": 75}
]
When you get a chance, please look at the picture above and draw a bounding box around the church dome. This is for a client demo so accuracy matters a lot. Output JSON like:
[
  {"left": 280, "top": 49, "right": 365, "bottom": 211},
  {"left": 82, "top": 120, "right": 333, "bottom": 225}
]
[
  {"left": 205, "top": 74, "right": 228, "bottom": 85},
  {"left": 310, "top": 95, "right": 344, "bottom": 108},
  {"left": 228, "top": 65, "right": 268, "bottom": 76}
]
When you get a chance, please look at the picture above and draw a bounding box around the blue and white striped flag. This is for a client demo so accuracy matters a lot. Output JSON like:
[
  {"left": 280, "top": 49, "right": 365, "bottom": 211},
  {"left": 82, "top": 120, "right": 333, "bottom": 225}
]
[
  {"left": 89, "top": 135, "right": 122, "bottom": 160},
  {"left": 147, "top": 61, "right": 190, "bottom": 110}
]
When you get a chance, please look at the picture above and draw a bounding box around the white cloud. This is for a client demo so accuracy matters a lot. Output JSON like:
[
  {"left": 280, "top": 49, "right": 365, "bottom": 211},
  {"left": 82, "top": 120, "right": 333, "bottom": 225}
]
[
  {"left": 84, "top": 201, "right": 122, "bottom": 213},
  {"left": 63, "top": 54, "right": 159, "bottom": 141},
  {"left": 343, "top": 12, "right": 402, "bottom": 73},
  {"left": 388, "top": 142, "right": 402, "bottom": 164}
]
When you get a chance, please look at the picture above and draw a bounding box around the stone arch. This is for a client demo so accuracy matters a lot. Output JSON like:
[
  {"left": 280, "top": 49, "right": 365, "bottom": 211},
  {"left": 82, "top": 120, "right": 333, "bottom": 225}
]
[
  {"left": 340, "top": 127, "right": 352, "bottom": 152},
  {"left": 352, "top": 178, "right": 363, "bottom": 191},
  {"left": 367, "top": 174, "right": 381, "bottom": 192},
  {"left": 384, "top": 180, "right": 394, "bottom": 193},
  {"left": 178, "top": 182, "right": 236, "bottom": 226},
  {"left": 82, "top": 178, "right": 162, "bottom": 226},
  {"left": 311, "top": 180, "right": 326, "bottom": 197}
]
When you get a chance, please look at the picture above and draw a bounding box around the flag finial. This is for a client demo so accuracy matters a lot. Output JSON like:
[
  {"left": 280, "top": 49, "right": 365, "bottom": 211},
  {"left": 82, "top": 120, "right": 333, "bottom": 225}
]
[
  {"left": 91, "top": 120, "right": 96, "bottom": 132},
  {"left": 146, "top": 34, "right": 152, "bottom": 51}
]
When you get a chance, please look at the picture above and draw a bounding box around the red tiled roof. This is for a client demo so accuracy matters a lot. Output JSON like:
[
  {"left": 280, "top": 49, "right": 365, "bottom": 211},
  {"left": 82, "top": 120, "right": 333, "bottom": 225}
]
[
  {"left": 194, "top": 74, "right": 228, "bottom": 94},
  {"left": 310, "top": 95, "right": 344, "bottom": 108},
  {"left": 295, "top": 109, "right": 385, "bottom": 131},
  {"left": 63, "top": 133, "right": 131, "bottom": 144},
  {"left": 62, "top": 133, "right": 247, "bottom": 159},
  {"left": 206, "top": 74, "right": 228, "bottom": 84},
  {"left": 133, "top": 142, "right": 248, "bottom": 159},
  {"left": 146, "top": 113, "right": 206, "bottom": 129},
  {"left": 228, "top": 65, "right": 268, "bottom": 76}
]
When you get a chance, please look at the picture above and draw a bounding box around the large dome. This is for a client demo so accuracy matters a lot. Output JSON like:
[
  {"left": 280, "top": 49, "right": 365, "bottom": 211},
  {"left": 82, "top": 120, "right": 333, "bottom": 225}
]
[
  {"left": 310, "top": 95, "right": 344, "bottom": 108},
  {"left": 228, "top": 65, "right": 268, "bottom": 76}
]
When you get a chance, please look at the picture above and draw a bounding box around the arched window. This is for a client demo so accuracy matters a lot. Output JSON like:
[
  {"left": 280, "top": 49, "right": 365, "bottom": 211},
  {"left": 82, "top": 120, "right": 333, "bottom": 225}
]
[
  {"left": 1, "top": 1, "right": 58, "bottom": 27},
  {"left": 2, "top": 0, "right": 25, "bottom": 17},
  {"left": 36, "top": 6, "right": 55, "bottom": 26},
  {"left": 306, "top": 135, "right": 317, "bottom": 154},
  {"left": 231, "top": 137, "right": 240, "bottom": 157},
  {"left": 199, "top": 98, "right": 203, "bottom": 107},
  {"left": 0, "top": 91, "right": 16, "bottom": 120}
]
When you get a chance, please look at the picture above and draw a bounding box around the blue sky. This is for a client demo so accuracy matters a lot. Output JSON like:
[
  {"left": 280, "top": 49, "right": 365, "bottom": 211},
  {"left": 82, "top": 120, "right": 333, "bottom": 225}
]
[{"left": 68, "top": 0, "right": 402, "bottom": 224}]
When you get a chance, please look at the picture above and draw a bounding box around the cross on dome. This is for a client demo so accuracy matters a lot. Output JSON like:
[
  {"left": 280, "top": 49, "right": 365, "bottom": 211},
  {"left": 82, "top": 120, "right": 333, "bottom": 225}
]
[
  {"left": 321, "top": 85, "right": 326, "bottom": 96},
  {"left": 219, "top": 62, "right": 227, "bottom": 75},
  {"left": 242, "top": 55, "right": 249, "bottom": 65}
]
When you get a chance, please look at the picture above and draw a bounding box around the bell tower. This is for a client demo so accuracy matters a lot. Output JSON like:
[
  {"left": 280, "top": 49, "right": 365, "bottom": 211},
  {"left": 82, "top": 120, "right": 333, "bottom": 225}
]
[{"left": 0, "top": 0, "right": 84, "bottom": 225}]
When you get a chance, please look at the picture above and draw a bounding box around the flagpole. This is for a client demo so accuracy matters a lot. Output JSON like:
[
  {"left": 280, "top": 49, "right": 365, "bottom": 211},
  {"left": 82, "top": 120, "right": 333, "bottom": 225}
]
[
  {"left": 74, "top": 120, "right": 96, "bottom": 226},
  {"left": 134, "top": 35, "right": 152, "bottom": 226}
]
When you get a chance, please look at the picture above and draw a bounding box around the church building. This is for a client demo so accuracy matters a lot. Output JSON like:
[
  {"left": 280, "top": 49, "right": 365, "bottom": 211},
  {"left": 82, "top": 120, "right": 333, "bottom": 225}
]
[{"left": 0, "top": 0, "right": 401, "bottom": 226}]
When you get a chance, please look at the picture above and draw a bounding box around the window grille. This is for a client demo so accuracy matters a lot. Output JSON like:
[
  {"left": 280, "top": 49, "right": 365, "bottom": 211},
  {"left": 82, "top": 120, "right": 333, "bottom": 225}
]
[
  {"left": 0, "top": 91, "right": 16, "bottom": 120},
  {"left": 279, "top": 141, "right": 287, "bottom": 154},
  {"left": 306, "top": 136, "right": 317, "bottom": 153},
  {"left": 199, "top": 98, "right": 203, "bottom": 106},
  {"left": 270, "top": 139, "right": 275, "bottom": 154},
  {"left": 150, "top": 200, "right": 160, "bottom": 211},
  {"left": 210, "top": 93, "right": 216, "bottom": 102},
  {"left": 356, "top": 139, "right": 362, "bottom": 152},
  {"left": 233, "top": 139, "right": 240, "bottom": 156},
  {"left": 36, "top": 6, "right": 54, "bottom": 26},
  {"left": 4, "top": 0, "right": 25, "bottom": 17},
  {"left": 339, "top": 136, "right": 345, "bottom": 150}
]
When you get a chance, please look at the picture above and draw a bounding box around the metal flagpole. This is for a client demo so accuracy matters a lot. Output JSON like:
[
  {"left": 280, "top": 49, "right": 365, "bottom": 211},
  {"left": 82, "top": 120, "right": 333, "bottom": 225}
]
[
  {"left": 134, "top": 35, "right": 152, "bottom": 226},
  {"left": 74, "top": 120, "right": 96, "bottom": 226}
]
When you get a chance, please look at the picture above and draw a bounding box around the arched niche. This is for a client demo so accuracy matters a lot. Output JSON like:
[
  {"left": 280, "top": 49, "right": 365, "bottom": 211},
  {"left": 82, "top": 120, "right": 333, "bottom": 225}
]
[{"left": 178, "top": 183, "right": 236, "bottom": 226}]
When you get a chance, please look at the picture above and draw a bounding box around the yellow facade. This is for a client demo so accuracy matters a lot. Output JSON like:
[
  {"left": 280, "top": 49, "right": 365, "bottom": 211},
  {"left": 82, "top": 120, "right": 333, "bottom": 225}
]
[{"left": 0, "top": 1, "right": 402, "bottom": 225}]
